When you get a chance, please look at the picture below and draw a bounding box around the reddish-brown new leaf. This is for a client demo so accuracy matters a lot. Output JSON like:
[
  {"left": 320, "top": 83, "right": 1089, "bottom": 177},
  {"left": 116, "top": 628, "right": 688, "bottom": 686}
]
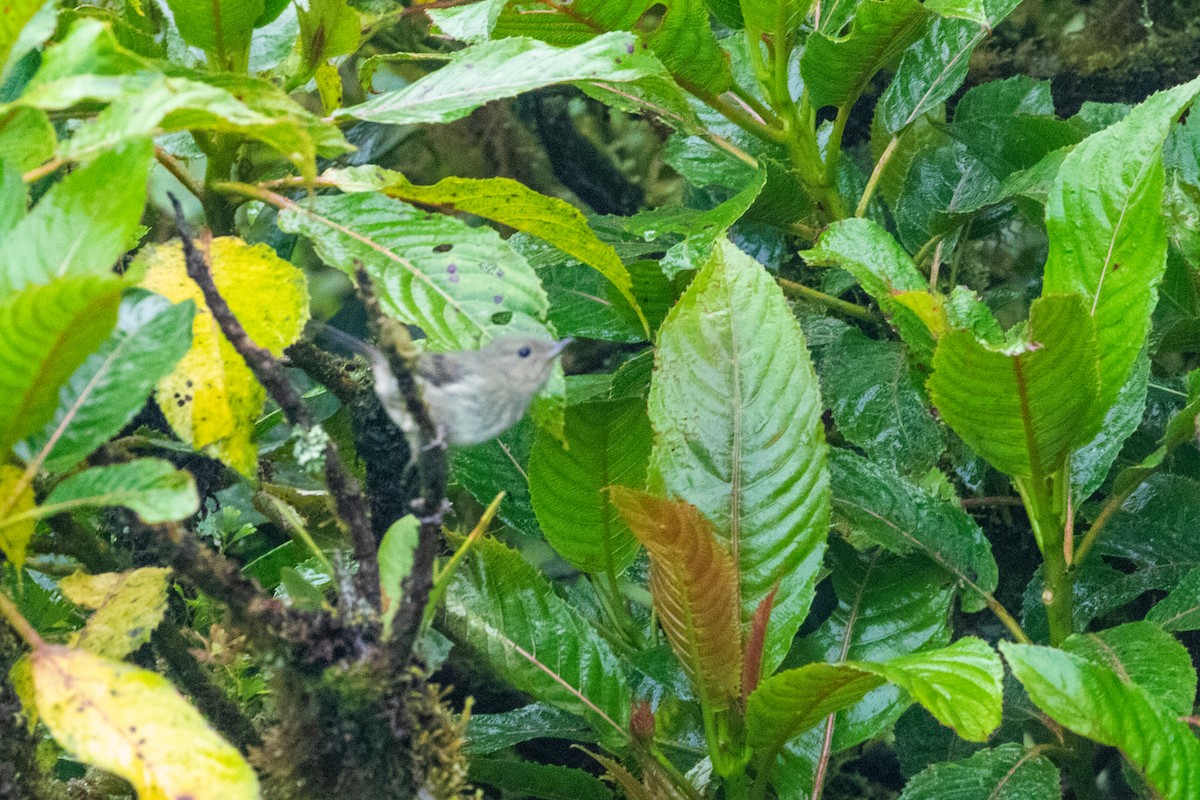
[{"left": 610, "top": 487, "right": 742, "bottom": 711}]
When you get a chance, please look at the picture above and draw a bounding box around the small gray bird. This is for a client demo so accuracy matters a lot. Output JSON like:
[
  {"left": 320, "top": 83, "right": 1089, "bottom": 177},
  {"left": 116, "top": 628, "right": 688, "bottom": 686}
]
[{"left": 314, "top": 324, "right": 570, "bottom": 446}]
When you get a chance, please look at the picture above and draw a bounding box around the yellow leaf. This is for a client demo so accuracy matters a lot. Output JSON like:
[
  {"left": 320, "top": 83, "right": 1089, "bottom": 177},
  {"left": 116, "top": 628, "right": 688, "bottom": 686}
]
[
  {"left": 609, "top": 487, "right": 743, "bottom": 711},
  {"left": 32, "top": 644, "right": 260, "bottom": 800},
  {"left": 892, "top": 290, "right": 947, "bottom": 340},
  {"left": 60, "top": 568, "right": 171, "bottom": 660},
  {"left": 138, "top": 237, "right": 310, "bottom": 475},
  {"left": 0, "top": 465, "right": 36, "bottom": 570}
]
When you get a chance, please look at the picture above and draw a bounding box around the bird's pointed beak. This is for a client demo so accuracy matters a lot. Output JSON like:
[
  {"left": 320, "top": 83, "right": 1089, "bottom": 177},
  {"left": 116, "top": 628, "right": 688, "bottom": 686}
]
[{"left": 550, "top": 338, "right": 574, "bottom": 357}]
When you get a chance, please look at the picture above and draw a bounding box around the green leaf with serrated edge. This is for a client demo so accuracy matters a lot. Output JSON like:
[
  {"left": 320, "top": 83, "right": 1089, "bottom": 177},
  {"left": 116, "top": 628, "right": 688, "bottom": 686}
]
[
  {"left": 428, "top": 0, "right": 507, "bottom": 43},
  {"left": 529, "top": 398, "right": 650, "bottom": 575},
  {"left": 750, "top": 638, "right": 1000, "bottom": 762},
  {"left": 819, "top": 330, "right": 943, "bottom": 475},
  {"left": 610, "top": 489, "right": 743, "bottom": 712},
  {"left": 0, "top": 139, "right": 150, "bottom": 295},
  {"left": 60, "top": 568, "right": 171, "bottom": 660},
  {"left": 947, "top": 77, "right": 1086, "bottom": 174},
  {"left": 452, "top": 419, "right": 540, "bottom": 537},
  {"left": 469, "top": 758, "right": 613, "bottom": 800},
  {"left": 17, "top": 23, "right": 349, "bottom": 172},
  {"left": 897, "top": 743, "right": 1060, "bottom": 800},
  {"left": 746, "top": 663, "right": 887, "bottom": 758},
  {"left": 1095, "top": 474, "right": 1200, "bottom": 589},
  {"left": 323, "top": 166, "right": 647, "bottom": 336},
  {"left": 874, "top": 18, "right": 986, "bottom": 135},
  {"left": 1062, "top": 622, "right": 1197, "bottom": 718},
  {"left": 340, "top": 34, "right": 668, "bottom": 125},
  {"left": 1002, "top": 641, "right": 1200, "bottom": 799},
  {"left": 867, "top": 637, "right": 1002, "bottom": 742},
  {"left": 1069, "top": 350, "right": 1148, "bottom": 503},
  {"left": 19, "top": 294, "right": 194, "bottom": 474},
  {"left": 922, "top": 0, "right": 1019, "bottom": 25},
  {"left": 928, "top": 294, "right": 1102, "bottom": 480},
  {"left": 298, "top": 0, "right": 359, "bottom": 70},
  {"left": 787, "top": 542, "right": 955, "bottom": 756},
  {"left": 276, "top": 192, "right": 549, "bottom": 350},
  {"left": 1147, "top": 565, "right": 1200, "bottom": 632},
  {"left": 650, "top": 238, "right": 829, "bottom": 674},
  {"left": 440, "top": 535, "right": 630, "bottom": 743},
  {"left": 1043, "top": 76, "right": 1200, "bottom": 420},
  {"left": 800, "top": 218, "right": 937, "bottom": 362},
  {"left": 35, "top": 459, "right": 199, "bottom": 523},
  {"left": 31, "top": 645, "right": 259, "bottom": 800},
  {"left": 163, "top": 0, "right": 263, "bottom": 58},
  {"left": 465, "top": 703, "right": 593, "bottom": 755},
  {"left": 0, "top": 277, "right": 122, "bottom": 454},
  {"left": 516, "top": 236, "right": 649, "bottom": 343},
  {"left": 829, "top": 449, "right": 997, "bottom": 611},
  {"left": 738, "top": 0, "right": 809, "bottom": 35},
  {"left": 894, "top": 139, "right": 1002, "bottom": 251},
  {"left": 494, "top": 0, "right": 731, "bottom": 95},
  {"left": 801, "top": 0, "right": 931, "bottom": 110},
  {"left": 0, "top": 107, "right": 54, "bottom": 173},
  {"left": 378, "top": 514, "right": 418, "bottom": 639}
]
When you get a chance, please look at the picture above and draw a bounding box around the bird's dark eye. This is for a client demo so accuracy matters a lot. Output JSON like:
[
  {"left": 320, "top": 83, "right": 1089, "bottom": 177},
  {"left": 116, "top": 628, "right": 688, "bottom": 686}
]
[{"left": 518, "top": 346, "right": 532, "bottom": 358}]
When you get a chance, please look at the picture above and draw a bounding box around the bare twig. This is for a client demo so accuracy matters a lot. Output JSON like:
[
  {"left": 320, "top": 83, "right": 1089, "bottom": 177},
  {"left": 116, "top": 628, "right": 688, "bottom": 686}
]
[
  {"left": 352, "top": 268, "right": 449, "bottom": 667},
  {"left": 168, "top": 194, "right": 381, "bottom": 612}
]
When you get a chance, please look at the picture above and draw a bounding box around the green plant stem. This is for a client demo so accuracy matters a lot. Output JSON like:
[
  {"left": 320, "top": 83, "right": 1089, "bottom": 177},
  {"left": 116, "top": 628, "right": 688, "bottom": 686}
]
[
  {"left": 155, "top": 147, "right": 205, "bottom": 202},
  {"left": 730, "top": 83, "right": 779, "bottom": 127},
  {"left": 197, "top": 134, "right": 239, "bottom": 235},
  {"left": 823, "top": 104, "right": 851, "bottom": 188},
  {"left": 0, "top": 591, "right": 41, "bottom": 648},
  {"left": 777, "top": 277, "right": 877, "bottom": 322},
  {"left": 1019, "top": 471, "right": 1074, "bottom": 646},
  {"left": 691, "top": 84, "right": 788, "bottom": 145},
  {"left": 1072, "top": 481, "right": 1137, "bottom": 565},
  {"left": 912, "top": 231, "right": 945, "bottom": 267},
  {"left": 856, "top": 135, "right": 899, "bottom": 217}
]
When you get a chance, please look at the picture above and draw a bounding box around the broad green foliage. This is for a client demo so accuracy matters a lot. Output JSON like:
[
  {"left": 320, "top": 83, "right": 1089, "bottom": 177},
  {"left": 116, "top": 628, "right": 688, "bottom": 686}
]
[
  {"left": 323, "top": 165, "right": 647, "bottom": 335},
  {"left": 749, "top": 638, "right": 1001, "bottom": 761},
  {"left": 829, "top": 451, "right": 997, "bottom": 610},
  {"left": 20, "top": 293, "right": 195, "bottom": 473},
  {"left": 40, "top": 459, "right": 199, "bottom": 523},
  {"left": 1003, "top": 641, "right": 1200, "bottom": 799},
  {"left": 277, "top": 193, "right": 549, "bottom": 350},
  {"left": 898, "top": 744, "right": 1060, "bottom": 800},
  {"left": 929, "top": 294, "right": 1102, "bottom": 481},
  {"left": 1, "top": 2, "right": 1199, "bottom": 798},
  {"left": 801, "top": 218, "right": 936, "bottom": 360},
  {"left": 0, "top": 464, "right": 36, "bottom": 569},
  {"left": 785, "top": 543, "right": 956, "bottom": 764},
  {"left": 494, "top": 0, "right": 732, "bottom": 94},
  {"left": 441, "top": 535, "right": 631, "bottom": 742},
  {"left": 803, "top": 0, "right": 930, "bottom": 111},
  {"left": 341, "top": 34, "right": 670, "bottom": 125},
  {"left": 530, "top": 398, "right": 650, "bottom": 575},
  {"left": 0, "top": 277, "right": 123, "bottom": 454},
  {"left": 0, "top": 139, "right": 150, "bottom": 294},
  {"left": 650, "top": 238, "right": 829, "bottom": 673},
  {"left": 31, "top": 645, "right": 259, "bottom": 800},
  {"left": 1044, "top": 77, "right": 1200, "bottom": 417},
  {"left": 818, "top": 329, "right": 943, "bottom": 474}
]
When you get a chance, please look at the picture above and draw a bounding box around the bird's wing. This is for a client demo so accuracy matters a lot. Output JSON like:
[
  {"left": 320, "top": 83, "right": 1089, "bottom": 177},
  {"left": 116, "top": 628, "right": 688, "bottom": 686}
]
[{"left": 417, "top": 352, "right": 464, "bottom": 386}]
